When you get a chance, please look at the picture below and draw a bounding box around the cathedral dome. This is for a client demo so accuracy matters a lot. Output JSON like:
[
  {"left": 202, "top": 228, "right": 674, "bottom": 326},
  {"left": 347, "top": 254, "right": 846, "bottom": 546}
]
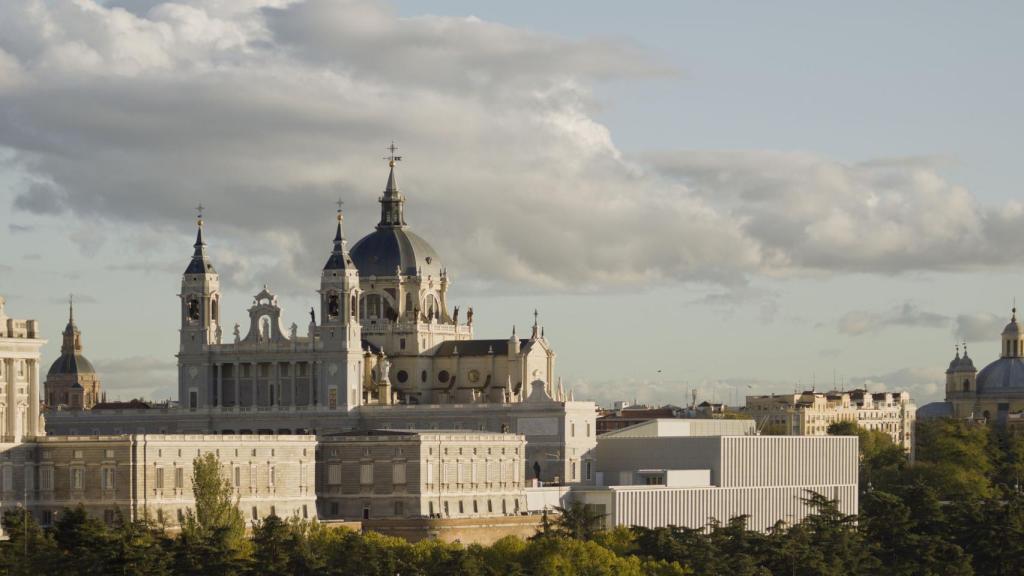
[
  {"left": 976, "top": 357, "right": 1024, "bottom": 396},
  {"left": 351, "top": 228, "right": 443, "bottom": 278},
  {"left": 47, "top": 352, "right": 96, "bottom": 377},
  {"left": 350, "top": 154, "right": 444, "bottom": 278}
]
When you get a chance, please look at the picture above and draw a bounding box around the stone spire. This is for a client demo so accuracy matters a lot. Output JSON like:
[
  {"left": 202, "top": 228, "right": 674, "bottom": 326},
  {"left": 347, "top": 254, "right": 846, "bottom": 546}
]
[
  {"left": 185, "top": 203, "right": 216, "bottom": 274},
  {"left": 324, "top": 200, "right": 354, "bottom": 270},
  {"left": 377, "top": 142, "right": 407, "bottom": 229},
  {"left": 62, "top": 294, "right": 82, "bottom": 354}
]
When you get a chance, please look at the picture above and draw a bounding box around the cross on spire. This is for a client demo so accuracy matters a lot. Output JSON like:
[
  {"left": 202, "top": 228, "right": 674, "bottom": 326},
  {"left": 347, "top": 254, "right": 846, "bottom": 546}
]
[
  {"left": 335, "top": 198, "right": 344, "bottom": 220},
  {"left": 384, "top": 141, "right": 403, "bottom": 167},
  {"left": 196, "top": 203, "right": 205, "bottom": 227}
]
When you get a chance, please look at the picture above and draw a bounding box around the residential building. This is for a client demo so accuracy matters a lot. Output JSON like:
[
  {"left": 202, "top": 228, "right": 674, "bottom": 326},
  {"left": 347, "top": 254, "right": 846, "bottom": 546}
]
[{"left": 745, "top": 389, "right": 915, "bottom": 450}]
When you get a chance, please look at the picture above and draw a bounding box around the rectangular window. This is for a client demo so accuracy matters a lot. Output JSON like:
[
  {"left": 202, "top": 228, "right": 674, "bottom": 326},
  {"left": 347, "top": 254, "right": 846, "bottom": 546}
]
[
  {"left": 302, "top": 504, "right": 308, "bottom": 519},
  {"left": 233, "top": 467, "right": 240, "bottom": 488},
  {"left": 268, "top": 466, "right": 275, "bottom": 487},
  {"left": 426, "top": 462, "right": 435, "bottom": 485},
  {"left": 394, "top": 501, "right": 404, "bottom": 516},
  {"left": 586, "top": 422, "right": 591, "bottom": 437},
  {"left": 328, "top": 388, "right": 338, "bottom": 410},
  {"left": 104, "top": 509, "right": 115, "bottom": 524},
  {"left": 155, "top": 467, "right": 165, "bottom": 489},
  {"left": 252, "top": 506, "right": 258, "bottom": 521},
  {"left": 585, "top": 460, "right": 592, "bottom": 481},
  {"left": 40, "top": 467, "right": 53, "bottom": 491},
  {"left": 328, "top": 464, "right": 342, "bottom": 485},
  {"left": 175, "top": 467, "right": 184, "bottom": 489},
  {"left": 104, "top": 449, "right": 115, "bottom": 459},
  {"left": 360, "top": 463, "right": 373, "bottom": 485},
  {"left": 102, "top": 467, "right": 115, "bottom": 490},
  {"left": 392, "top": 463, "right": 406, "bottom": 485},
  {"left": 571, "top": 423, "right": 576, "bottom": 437},
  {"left": 71, "top": 468, "right": 83, "bottom": 490}
]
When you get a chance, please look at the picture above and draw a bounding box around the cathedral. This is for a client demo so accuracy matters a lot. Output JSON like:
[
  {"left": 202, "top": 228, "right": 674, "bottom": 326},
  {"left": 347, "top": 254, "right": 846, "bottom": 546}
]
[
  {"left": 46, "top": 152, "right": 596, "bottom": 486},
  {"left": 177, "top": 153, "right": 556, "bottom": 413},
  {"left": 920, "top": 307, "right": 1024, "bottom": 423}
]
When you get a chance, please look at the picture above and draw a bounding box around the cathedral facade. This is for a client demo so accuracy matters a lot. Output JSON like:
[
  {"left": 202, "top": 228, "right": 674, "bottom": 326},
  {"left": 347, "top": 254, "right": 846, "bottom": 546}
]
[
  {"left": 46, "top": 157, "right": 596, "bottom": 486},
  {"left": 920, "top": 307, "right": 1024, "bottom": 423}
]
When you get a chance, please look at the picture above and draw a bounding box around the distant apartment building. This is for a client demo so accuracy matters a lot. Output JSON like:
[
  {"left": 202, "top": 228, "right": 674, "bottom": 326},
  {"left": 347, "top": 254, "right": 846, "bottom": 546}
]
[
  {"left": 745, "top": 389, "right": 915, "bottom": 450},
  {"left": 570, "top": 419, "right": 858, "bottom": 532},
  {"left": 317, "top": 430, "right": 527, "bottom": 521}
]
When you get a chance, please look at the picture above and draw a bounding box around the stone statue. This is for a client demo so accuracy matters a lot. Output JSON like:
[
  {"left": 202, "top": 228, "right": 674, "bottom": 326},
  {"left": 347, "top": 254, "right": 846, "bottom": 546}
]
[
  {"left": 261, "top": 317, "right": 270, "bottom": 341},
  {"left": 453, "top": 306, "right": 460, "bottom": 325},
  {"left": 466, "top": 307, "right": 474, "bottom": 326},
  {"left": 379, "top": 355, "right": 391, "bottom": 384},
  {"left": 215, "top": 324, "right": 222, "bottom": 343},
  {"left": 309, "top": 307, "right": 315, "bottom": 324},
  {"left": 233, "top": 323, "right": 240, "bottom": 343},
  {"left": 290, "top": 322, "right": 298, "bottom": 340}
]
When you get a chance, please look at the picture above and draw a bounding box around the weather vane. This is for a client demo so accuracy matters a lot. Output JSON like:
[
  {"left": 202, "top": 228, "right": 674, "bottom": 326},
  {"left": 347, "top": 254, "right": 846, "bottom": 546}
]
[
  {"left": 384, "top": 141, "right": 403, "bottom": 167},
  {"left": 196, "top": 203, "right": 205, "bottom": 225},
  {"left": 336, "top": 198, "right": 344, "bottom": 221}
]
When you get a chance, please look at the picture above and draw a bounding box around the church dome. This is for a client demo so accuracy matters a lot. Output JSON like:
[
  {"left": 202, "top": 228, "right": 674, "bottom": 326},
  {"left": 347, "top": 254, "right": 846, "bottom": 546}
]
[
  {"left": 47, "top": 352, "right": 96, "bottom": 377},
  {"left": 976, "top": 357, "right": 1024, "bottom": 396},
  {"left": 350, "top": 154, "right": 444, "bottom": 279},
  {"left": 351, "top": 228, "right": 443, "bottom": 278}
]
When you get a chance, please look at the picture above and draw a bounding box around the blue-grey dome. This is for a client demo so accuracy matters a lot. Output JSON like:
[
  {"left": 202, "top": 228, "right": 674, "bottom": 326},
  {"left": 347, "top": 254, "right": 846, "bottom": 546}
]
[
  {"left": 976, "top": 357, "right": 1024, "bottom": 395},
  {"left": 47, "top": 352, "right": 96, "bottom": 376},
  {"left": 350, "top": 228, "right": 443, "bottom": 278}
]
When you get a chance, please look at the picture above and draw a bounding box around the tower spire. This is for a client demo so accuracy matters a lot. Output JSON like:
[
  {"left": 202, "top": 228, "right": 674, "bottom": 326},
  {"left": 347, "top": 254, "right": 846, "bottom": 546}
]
[
  {"left": 377, "top": 141, "right": 407, "bottom": 229},
  {"left": 68, "top": 293, "right": 74, "bottom": 324},
  {"left": 324, "top": 199, "right": 353, "bottom": 270},
  {"left": 185, "top": 203, "right": 216, "bottom": 274}
]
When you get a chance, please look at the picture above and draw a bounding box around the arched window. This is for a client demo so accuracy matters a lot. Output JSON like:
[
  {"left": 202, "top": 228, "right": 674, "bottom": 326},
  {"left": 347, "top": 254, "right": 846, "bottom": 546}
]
[
  {"left": 187, "top": 298, "right": 200, "bottom": 322},
  {"left": 211, "top": 298, "right": 219, "bottom": 323},
  {"left": 350, "top": 295, "right": 356, "bottom": 318},
  {"left": 362, "top": 294, "right": 382, "bottom": 319},
  {"left": 327, "top": 294, "right": 339, "bottom": 319}
]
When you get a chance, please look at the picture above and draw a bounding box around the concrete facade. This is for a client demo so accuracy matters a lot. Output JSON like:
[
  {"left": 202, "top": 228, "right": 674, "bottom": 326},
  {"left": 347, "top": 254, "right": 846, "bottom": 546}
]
[{"left": 577, "top": 434, "right": 859, "bottom": 532}]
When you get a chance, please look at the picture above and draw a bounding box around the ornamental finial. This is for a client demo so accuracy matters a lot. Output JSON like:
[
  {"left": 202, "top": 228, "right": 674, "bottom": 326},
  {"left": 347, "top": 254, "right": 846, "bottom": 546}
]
[{"left": 384, "top": 141, "right": 402, "bottom": 168}]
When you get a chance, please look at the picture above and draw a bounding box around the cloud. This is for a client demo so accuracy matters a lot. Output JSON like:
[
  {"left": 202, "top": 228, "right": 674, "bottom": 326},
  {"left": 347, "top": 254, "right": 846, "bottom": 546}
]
[
  {"left": 8, "top": 223, "right": 33, "bottom": 233},
  {"left": 690, "top": 286, "right": 780, "bottom": 324},
  {"left": 1, "top": 0, "right": 1022, "bottom": 297},
  {"left": 92, "top": 355, "right": 177, "bottom": 401},
  {"left": 954, "top": 312, "right": 1007, "bottom": 342},
  {"left": 837, "top": 302, "right": 948, "bottom": 336},
  {"left": 849, "top": 366, "right": 945, "bottom": 404}
]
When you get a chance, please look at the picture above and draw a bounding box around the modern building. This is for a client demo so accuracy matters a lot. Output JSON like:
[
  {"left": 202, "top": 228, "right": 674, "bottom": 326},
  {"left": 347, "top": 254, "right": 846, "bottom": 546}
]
[
  {"left": 44, "top": 155, "right": 598, "bottom": 485},
  {"left": 745, "top": 389, "right": 915, "bottom": 450},
  {"left": 920, "top": 308, "right": 1024, "bottom": 424},
  {"left": 317, "top": 429, "right": 527, "bottom": 521},
  {"left": 570, "top": 420, "right": 858, "bottom": 532},
  {"left": 44, "top": 298, "right": 102, "bottom": 410}
]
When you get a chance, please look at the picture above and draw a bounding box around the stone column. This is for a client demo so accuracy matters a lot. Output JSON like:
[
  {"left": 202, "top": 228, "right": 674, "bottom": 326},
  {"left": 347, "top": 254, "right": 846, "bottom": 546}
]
[
  {"left": 274, "top": 362, "right": 281, "bottom": 408},
  {"left": 4, "top": 359, "right": 14, "bottom": 441},
  {"left": 27, "top": 359, "right": 38, "bottom": 437},
  {"left": 289, "top": 361, "right": 296, "bottom": 407},
  {"left": 233, "top": 362, "right": 239, "bottom": 408},
  {"left": 216, "top": 364, "right": 223, "bottom": 408}
]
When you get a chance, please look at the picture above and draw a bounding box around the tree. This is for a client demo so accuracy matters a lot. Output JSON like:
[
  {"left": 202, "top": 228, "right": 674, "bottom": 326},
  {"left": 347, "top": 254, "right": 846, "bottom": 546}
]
[
  {"left": 50, "top": 506, "right": 116, "bottom": 575},
  {"left": 174, "top": 452, "right": 250, "bottom": 575},
  {"left": 249, "top": 514, "right": 293, "bottom": 575},
  {"left": 549, "top": 502, "right": 607, "bottom": 540},
  {"left": 0, "top": 507, "right": 56, "bottom": 576}
]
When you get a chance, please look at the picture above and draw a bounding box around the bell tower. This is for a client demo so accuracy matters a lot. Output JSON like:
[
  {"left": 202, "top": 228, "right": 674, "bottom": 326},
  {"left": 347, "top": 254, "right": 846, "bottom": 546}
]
[
  {"left": 177, "top": 205, "right": 220, "bottom": 409},
  {"left": 319, "top": 202, "right": 363, "bottom": 410}
]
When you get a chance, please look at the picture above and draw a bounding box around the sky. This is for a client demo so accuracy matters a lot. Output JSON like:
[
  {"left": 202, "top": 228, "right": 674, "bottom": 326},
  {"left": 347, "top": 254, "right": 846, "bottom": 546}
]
[{"left": 1, "top": 0, "right": 1023, "bottom": 408}]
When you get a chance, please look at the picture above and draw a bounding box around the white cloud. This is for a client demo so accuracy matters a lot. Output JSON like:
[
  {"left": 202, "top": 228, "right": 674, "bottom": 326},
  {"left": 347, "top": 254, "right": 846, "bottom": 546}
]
[
  {"left": 955, "top": 312, "right": 1007, "bottom": 342},
  {"left": 1, "top": 0, "right": 1022, "bottom": 298},
  {"left": 837, "top": 301, "right": 948, "bottom": 336}
]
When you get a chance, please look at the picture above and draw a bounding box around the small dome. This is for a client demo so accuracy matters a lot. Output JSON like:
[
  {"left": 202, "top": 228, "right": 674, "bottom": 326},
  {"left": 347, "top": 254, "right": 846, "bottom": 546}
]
[
  {"left": 350, "top": 228, "right": 443, "bottom": 278},
  {"left": 1003, "top": 308, "right": 1020, "bottom": 335},
  {"left": 47, "top": 352, "right": 96, "bottom": 377},
  {"left": 976, "top": 357, "right": 1024, "bottom": 395},
  {"left": 959, "top": 353, "right": 976, "bottom": 371}
]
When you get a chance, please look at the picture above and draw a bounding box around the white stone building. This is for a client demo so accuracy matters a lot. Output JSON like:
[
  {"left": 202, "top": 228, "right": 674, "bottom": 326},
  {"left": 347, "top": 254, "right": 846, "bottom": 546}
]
[
  {"left": 318, "top": 429, "right": 527, "bottom": 521},
  {"left": 0, "top": 296, "right": 45, "bottom": 441},
  {"left": 745, "top": 389, "right": 915, "bottom": 450},
  {"left": 45, "top": 155, "right": 598, "bottom": 485}
]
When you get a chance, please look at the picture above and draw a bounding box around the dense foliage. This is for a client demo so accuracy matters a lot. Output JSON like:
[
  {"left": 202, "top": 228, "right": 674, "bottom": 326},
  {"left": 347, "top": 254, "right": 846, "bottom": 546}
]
[{"left": 1, "top": 420, "right": 1023, "bottom": 575}]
